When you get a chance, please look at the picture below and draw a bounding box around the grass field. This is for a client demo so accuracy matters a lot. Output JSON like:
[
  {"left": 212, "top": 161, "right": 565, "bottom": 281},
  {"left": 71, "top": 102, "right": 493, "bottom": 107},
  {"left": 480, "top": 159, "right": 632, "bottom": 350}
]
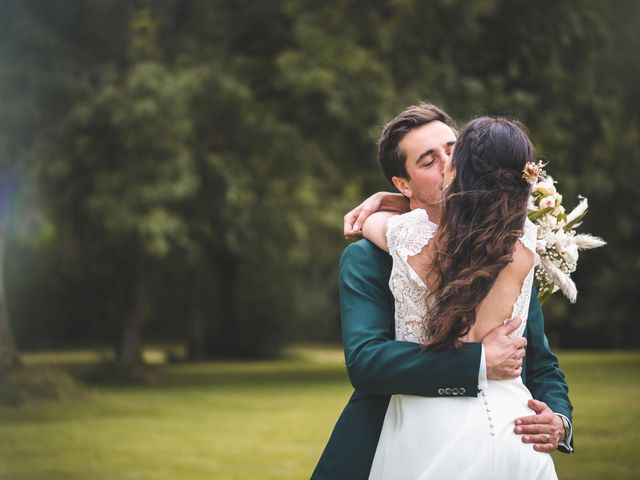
[{"left": 0, "top": 347, "right": 639, "bottom": 480}]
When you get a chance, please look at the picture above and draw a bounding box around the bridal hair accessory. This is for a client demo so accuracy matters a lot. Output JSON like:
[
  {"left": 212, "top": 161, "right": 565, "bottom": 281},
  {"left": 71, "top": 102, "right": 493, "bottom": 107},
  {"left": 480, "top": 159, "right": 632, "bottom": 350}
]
[
  {"left": 522, "top": 160, "right": 547, "bottom": 185},
  {"left": 527, "top": 174, "right": 606, "bottom": 303}
]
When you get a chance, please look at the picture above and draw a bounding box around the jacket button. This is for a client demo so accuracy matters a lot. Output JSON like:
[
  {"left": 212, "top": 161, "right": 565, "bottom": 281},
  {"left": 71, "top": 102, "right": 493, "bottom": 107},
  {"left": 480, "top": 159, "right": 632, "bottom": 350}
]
[
  {"left": 438, "top": 388, "right": 444, "bottom": 395},
  {"left": 445, "top": 388, "right": 452, "bottom": 395},
  {"left": 460, "top": 387, "right": 466, "bottom": 395}
]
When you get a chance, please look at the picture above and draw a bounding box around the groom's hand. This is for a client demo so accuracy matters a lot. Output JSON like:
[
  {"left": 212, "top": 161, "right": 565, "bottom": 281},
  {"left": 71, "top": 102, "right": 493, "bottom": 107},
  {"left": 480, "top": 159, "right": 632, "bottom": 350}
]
[
  {"left": 482, "top": 318, "right": 527, "bottom": 380},
  {"left": 515, "top": 399, "right": 565, "bottom": 452}
]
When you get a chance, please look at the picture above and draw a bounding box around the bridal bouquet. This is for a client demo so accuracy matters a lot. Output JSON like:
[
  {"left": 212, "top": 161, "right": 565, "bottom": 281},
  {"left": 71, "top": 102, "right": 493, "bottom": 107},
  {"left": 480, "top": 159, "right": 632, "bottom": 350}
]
[{"left": 526, "top": 171, "right": 606, "bottom": 304}]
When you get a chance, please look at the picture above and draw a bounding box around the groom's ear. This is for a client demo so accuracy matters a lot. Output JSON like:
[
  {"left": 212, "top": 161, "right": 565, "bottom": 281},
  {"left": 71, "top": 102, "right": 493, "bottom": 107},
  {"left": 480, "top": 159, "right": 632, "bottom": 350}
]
[{"left": 392, "top": 176, "right": 413, "bottom": 199}]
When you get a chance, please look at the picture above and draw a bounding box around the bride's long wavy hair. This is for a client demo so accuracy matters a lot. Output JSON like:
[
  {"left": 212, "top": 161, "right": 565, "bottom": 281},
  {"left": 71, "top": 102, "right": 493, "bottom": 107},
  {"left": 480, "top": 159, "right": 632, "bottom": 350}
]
[{"left": 425, "top": 117, "right": 536, "bottom": 350}]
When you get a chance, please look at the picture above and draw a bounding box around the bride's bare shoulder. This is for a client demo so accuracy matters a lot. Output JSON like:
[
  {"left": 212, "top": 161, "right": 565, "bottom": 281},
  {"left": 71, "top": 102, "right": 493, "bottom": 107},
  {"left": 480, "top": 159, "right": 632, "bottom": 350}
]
[{"left": 509, "top": 239, "right": 535, "bottom": 273}]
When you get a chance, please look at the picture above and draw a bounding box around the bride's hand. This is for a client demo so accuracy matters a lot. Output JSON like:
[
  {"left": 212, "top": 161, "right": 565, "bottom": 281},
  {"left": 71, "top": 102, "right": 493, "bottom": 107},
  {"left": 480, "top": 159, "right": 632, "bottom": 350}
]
[{"left": 344, "top": 192, "right": 409, "bottom": 239}]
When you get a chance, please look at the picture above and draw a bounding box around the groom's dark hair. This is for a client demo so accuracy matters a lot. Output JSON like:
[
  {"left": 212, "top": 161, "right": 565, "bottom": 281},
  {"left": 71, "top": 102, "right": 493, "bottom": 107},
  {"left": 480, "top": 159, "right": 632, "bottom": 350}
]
[{"left": 378, "top": 103, "right": 456, "bottom": 184}]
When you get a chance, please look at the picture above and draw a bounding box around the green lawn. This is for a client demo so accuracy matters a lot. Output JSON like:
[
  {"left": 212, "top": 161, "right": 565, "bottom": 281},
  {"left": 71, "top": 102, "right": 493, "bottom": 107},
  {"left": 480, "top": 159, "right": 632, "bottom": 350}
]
[{"left": 0, "top": 347, "right": 638, "bottom": 480}]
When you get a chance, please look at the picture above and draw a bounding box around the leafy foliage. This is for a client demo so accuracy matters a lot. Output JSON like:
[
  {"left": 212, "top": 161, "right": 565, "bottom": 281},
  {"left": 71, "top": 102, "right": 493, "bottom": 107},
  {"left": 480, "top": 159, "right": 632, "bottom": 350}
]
[{"left": 0, "top": 0, "right": 638, "bottom": 356}]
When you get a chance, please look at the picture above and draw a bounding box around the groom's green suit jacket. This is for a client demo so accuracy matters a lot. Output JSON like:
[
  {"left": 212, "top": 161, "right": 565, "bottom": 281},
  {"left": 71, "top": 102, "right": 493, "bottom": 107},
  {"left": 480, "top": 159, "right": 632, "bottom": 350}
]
[{"left": 311, "top": 239, "right": 573, "bottom": 480}]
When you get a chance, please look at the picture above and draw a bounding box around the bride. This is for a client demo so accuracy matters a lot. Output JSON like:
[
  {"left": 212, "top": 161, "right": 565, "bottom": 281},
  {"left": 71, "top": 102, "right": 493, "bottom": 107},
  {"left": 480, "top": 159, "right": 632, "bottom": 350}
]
[{"left": 361, "top": 117, "right": 557, "bottom": 479}]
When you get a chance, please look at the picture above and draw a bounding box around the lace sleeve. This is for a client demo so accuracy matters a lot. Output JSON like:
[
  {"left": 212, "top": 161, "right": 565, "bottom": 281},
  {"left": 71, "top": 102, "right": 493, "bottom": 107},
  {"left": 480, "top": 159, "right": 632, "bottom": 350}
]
[
  {"left": 521, "top": 218, "right": 540, "bottom": 266},
  {"left": 386, "top": 209, "right": 436, "bottom": 287}
]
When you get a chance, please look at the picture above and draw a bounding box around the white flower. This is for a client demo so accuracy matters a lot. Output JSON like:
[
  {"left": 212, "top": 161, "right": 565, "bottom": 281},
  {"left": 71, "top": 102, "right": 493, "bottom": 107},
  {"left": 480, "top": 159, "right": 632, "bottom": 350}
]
[
  {"left": 544, "top": 213, "right": 558, "bottom": 227},
  {"left": 553, "top": 231, "right": 569, "bottom": 252},
  {"left": 562, "top": 243, "right": 579, "bottom": 267},
  {"left": 539, "top": 195, "right": 555, "bottom": 209},
  {"left": 533, "top": 178, "right": 557, "bottom": 196}
]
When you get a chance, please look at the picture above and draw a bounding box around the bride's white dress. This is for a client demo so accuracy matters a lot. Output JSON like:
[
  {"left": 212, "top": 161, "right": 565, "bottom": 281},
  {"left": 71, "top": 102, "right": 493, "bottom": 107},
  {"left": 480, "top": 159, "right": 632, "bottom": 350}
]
[{"left": 368, "top": 209, "right": 557, "bottom": 480}]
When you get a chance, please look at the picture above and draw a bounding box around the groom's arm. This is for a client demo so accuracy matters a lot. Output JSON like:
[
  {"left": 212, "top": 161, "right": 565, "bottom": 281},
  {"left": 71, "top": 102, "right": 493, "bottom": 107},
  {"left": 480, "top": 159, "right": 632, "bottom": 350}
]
[
  {"left": 523, "top": 291, "right": 574, "bottom": 453},
  {"left": 340, "top": 240, "right": 482, "bottom": 397},
  {"left": 524, "top": 293, "right": 573, "bottom": 420}
]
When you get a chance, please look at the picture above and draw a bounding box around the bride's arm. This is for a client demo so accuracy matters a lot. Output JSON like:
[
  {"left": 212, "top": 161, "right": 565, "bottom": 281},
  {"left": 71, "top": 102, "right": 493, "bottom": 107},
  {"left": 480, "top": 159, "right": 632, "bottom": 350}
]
[
  {"left": 361, "top": 211, "right": 397, "bottom": 252},
  {"left": 344, "top": 192, "right": 409, "bottom": 239}
]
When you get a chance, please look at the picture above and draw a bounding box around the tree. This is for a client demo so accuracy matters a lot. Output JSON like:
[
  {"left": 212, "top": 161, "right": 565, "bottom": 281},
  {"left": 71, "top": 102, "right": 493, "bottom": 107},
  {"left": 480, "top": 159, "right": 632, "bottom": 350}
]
[
  {"left": 1, "top": 0, "right": 638, "bottom": 355},
  {"left": 0, "top": 173, "right": 21, "bottom": 371}
]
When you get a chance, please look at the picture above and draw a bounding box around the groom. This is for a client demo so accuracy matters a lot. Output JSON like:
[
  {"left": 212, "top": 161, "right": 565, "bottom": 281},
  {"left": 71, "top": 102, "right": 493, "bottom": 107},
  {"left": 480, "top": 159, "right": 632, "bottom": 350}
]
[{"left": 311, "top": 103, "right": 573, "bottom": 480}]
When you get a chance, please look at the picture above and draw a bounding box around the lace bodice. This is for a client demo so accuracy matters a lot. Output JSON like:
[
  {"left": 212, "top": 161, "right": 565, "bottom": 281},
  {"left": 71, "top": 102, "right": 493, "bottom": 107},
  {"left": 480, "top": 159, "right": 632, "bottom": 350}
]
[{"left": 386, "top": 209, "right": 538, "bottom": 344}]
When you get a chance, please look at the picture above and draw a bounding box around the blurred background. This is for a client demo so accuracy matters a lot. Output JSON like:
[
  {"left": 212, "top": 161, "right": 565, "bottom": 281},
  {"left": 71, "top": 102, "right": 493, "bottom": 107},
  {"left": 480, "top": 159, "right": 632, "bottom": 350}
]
[
  {"left": 2, "top": 0, "right": 639, "bottom": 365},
  {"left": 0, "top": 1, "right": 639, "bottom": 478}
]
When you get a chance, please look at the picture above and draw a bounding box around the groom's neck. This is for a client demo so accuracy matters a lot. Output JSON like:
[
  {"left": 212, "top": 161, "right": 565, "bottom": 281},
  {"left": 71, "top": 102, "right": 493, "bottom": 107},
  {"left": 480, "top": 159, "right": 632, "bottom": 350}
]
[{"left": 409, "top": 198, "right": 442, "bottom": 224}]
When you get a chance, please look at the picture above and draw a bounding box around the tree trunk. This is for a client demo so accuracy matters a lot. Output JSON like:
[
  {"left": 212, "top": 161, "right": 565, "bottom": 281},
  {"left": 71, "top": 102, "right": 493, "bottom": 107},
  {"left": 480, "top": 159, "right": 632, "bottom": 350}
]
[
  {"left": 117, "top": 260, "right": 147, "bottom": 365},
  {"left": 0, "top": 226, "right": 21, "bottom": 372},
  {"left": 209, "top": 251, "right": 237, "bottom": 356},
  {"left": 187, "top": 300, "right": 206, "bottom": 361},
  {"left": 187, "top": 263, "right": 206, "bottom": 361}
]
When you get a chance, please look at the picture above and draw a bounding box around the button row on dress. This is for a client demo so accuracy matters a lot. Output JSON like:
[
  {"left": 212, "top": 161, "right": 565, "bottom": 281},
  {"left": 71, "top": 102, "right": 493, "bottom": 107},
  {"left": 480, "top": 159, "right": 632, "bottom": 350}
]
[{"left": 481, "top": 390, "right": 495, "bottom": 436}]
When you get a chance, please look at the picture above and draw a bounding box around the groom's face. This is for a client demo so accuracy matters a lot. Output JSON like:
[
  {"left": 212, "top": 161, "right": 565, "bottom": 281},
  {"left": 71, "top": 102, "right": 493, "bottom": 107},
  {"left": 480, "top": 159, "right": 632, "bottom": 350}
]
[{"left": 392, "top": 120, "right": 457, "bottom": 211}]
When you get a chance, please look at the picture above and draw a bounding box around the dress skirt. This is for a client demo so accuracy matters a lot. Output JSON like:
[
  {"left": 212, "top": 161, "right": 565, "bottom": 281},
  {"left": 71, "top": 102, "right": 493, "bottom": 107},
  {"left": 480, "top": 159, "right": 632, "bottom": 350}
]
[{"left": 369, "top": 378, "right": 557, "bottom": 480}]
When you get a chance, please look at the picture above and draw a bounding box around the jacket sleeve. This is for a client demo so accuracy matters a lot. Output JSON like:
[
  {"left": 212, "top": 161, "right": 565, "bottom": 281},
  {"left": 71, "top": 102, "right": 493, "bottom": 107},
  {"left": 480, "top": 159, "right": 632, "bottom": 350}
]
[
  {"left": 339, "top": 240, "right": 482, "bottom": 397},
  {"left": 524, "top": 289, "right": 574, "bottom": 452}
]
